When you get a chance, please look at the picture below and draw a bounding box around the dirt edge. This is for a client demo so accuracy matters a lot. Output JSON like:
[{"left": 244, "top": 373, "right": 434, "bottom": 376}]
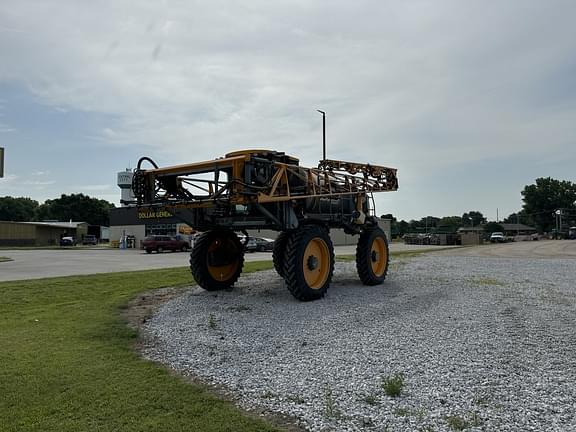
[{"left": 121, "top": 286, "right": 306, "bottom": 432}]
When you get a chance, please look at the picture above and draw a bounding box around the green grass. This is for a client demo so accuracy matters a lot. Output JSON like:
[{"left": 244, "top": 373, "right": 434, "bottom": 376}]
[
  {"left": 336, "top": 247, "right": 458, "bottom": 262},
  {"left": 0, "top": 246, "right": 104, "bottom": 250},
  {"left": 0, "top": 262, "right": 279, "bottom": 432},
  {"left": 0, "top": 256, "right": 13, "bottom": 262}
]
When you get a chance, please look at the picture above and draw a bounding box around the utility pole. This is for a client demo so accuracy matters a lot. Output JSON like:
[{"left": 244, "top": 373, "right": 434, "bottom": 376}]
[{"left": 317, "top": 110, "right": 326, "bottom": 161}]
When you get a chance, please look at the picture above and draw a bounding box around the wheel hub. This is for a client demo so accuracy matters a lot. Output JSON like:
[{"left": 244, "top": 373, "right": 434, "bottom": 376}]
[
  {"left": 371, "top": 250, "right": 379, "bottom": 262},
  {"left": 307, "top": 255, "right": 319, "bottom": 270}
]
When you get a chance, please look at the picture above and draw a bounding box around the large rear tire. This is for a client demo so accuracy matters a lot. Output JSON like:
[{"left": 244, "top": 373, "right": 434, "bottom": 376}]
[
  {"left": 190, "top": 230, "right": 244, "bottom": 291},
  {"left": 283, "top": 225, "right": 334, "bottom": 301},
  {"left": 272, "top": 231, "right": 289, "bottom": 277},
  {"left": 356, "top": 226, "right": 389, "bottom": 285}
]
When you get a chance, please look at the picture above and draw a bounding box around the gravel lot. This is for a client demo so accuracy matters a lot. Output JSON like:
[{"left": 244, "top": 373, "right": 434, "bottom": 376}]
[{"left": 142, "top": 254, "right": 576, "bottom": 432}]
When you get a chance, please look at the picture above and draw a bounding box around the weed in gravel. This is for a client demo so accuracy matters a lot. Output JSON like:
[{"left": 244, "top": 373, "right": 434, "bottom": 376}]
[
  {"left": 445, "top": 412, "right": 481, "bottom": 430},
  {"left": 208, "top": 313, "right": 217, "bottom": 329},
  {"left": 359, "top": 392, "right": 379, "bottom": 406},
  {"left": 394, "top": 408, "right": 410, "bottom": 417},
  {"left": 445, "top": 415, "right": 468, "bottom": 430},
  {"left": 415, "top": 407, "right": 427, "bottom": 420},
  {"left": 323, "top": 386, "right": 342, "bottom": 419},
  {"left": 469, "top": 412, "right": 482, "bottom": 427},
  {"left": 382, "top": 373, "right": 404, "bottom": 397},
  {"left": 470, "top": 277, "right": 505, "bottom": 286}
]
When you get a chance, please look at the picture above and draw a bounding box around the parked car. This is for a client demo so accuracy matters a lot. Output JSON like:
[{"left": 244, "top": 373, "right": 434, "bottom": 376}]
[
  {"left": 238, "top": 236, "right": 275, "bottom": 252},
  {"left": 254, "top": 237, "right": 275, "bottom": 252},
  {"left": 59, "top": 236, "right": 75, "bottom": 246},
  {"left": 82, "top": 234, "right": 98, "bottom": 245},
  {"left": 245, "top": 237, "right": 258, "bottom": 252},
  {"left": 142, "top": 235, "right": 190, "bottom": 253},
  {"left": 490, "top": 232, "right": 505, "bottom": 243}
]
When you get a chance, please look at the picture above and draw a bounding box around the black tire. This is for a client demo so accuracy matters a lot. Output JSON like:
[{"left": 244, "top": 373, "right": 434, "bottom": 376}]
[
  {"left": 283, "top": 225, "right": 334, "bottom": 301},
  {"left": 145, "top": 249, "right": 152, "bottom": 254},
  {"left": 272, "top": 231, "right": 289, "bottom": 277},
  {"left": 356, "top": 226, "right": 389, "bottom": 285},
  {"left": 190, "top": 230, "right": 244, "bottom": 291},
  {"left": 157, "top": 246, "right": 163, "bottom": 254}
]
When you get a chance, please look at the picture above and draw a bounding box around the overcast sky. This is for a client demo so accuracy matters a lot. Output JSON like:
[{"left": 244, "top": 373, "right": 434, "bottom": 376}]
[{"left": 1, "top": 0, "right": 575, "bottom": 221}]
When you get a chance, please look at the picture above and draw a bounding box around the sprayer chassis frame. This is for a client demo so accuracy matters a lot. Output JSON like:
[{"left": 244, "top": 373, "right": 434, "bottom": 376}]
[{"left": 132, "top": 151, "right": 398, "bottom": 233}]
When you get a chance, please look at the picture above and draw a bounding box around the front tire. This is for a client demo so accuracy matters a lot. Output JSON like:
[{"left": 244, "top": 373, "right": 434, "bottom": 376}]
[
  {"left": 356, "top": 226, "right": 389, "bottom": 285},
  {"left": 190, "top": 230, "right": 244, "bottom": 291},
  {"left": 272, "top": 231, "right": 289, "bottom": 277},
  {"left": 283, "top": 225, "right": 334, "bottom": 301}
]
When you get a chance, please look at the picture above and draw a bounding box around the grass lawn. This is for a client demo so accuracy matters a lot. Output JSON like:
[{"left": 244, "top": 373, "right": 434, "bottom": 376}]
[{"left": 0, "top": 262, "right": 279, "bottom": 432}]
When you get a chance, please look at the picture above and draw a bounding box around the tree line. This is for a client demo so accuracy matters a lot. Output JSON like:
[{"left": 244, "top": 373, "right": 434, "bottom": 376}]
[
  {"left": 0, "top": 194, "right": 115, "bottom": 226},
  {"left": 384, "top": 177, "right": 576, "bottom": 236},
  {"left": 1, "top": 177, "right": 574, "bottom": 232}
]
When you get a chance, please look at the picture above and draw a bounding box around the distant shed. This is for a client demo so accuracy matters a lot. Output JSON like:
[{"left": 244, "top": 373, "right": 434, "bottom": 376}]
[{"left": 0, "top": 221, "right": 88, "bottom": 246}]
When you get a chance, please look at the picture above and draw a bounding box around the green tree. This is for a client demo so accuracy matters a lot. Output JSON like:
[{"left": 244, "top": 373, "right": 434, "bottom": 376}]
[
  {"left": 484, "top": 222, "right": 504, "bottom": 234},
  {"left": 421, "top": 216, "right": 440, "bottom": 229},
  {"left": 522, "top": 177, "right": 576, "bottom": 231},
  {"left": 437, "top": 216, "right": 463, "bottom": 233},
  {"left": 503, "top": 210, "right": 532, "bottom": 226},
  {"left": 396, "top": 220, "right": 409, "bottom": 237},
  {"left": 36, "top": 194, "right": 115, "bottom": 226},
  {"left": 0, "top": 196, "right": 39, "bottom": 221},
  {"left": 462, "top": 211, "right": 486, "bottom": 227}
]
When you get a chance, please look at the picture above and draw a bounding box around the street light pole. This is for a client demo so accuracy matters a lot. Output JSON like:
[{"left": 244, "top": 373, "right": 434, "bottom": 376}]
[
  {"left": 317, "top": 110, "right": 326, "bottom": 161},
  {"left": 0, "top": 147, "right": 4, "bottom": 178}
]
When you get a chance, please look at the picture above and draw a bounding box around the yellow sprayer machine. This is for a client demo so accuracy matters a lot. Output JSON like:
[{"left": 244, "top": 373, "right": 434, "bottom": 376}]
[{"left": 132, "top": 148, "right": 398, "bottom": 301}]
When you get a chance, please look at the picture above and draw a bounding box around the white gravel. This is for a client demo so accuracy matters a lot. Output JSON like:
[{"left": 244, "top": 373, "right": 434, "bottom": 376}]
[{"left": 141, "top": 255, "right": 576, "bottom": 431}]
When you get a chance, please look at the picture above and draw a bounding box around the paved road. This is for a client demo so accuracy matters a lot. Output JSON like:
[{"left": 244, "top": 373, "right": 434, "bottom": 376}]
[
  {"left": 437, "top": 239, "right": 576, "bottom": 259},
  {"left": 6, "top": 241, "right": 570, "bottom": 282},
  {"left": 0, "top": 244, "right": 439, "bottom": 282}
]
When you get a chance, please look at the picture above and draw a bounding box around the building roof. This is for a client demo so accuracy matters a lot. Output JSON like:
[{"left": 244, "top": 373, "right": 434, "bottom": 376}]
[
  {"left": 457, "top": 226, "right": 484, "bottom": 232},
  {"left": 499, "top": 223, "right": 536, "bottom": 232},
  {"left": 20, "top": 221, "right": 88, "bottom": 229},
  {"left": 458, "top": 223, "right": 537, "bottom": 233}
]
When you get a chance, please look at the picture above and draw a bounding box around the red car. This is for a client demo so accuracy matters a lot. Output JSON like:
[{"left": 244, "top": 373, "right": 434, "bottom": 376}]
[{"left": 143, "top": 235, "right": 190, "bottom": 253}]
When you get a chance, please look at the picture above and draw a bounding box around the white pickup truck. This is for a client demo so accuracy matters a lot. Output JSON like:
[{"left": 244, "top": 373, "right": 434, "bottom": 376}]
[{"left": 490, "top": 232, "right": 506, "bottom": 243}]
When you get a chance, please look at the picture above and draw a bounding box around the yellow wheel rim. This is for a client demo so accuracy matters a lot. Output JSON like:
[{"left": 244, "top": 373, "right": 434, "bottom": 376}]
[
  {"left": 370, "top": 236, "right": 387, "bottom": 277},
  {"left": 207, "top": 238, "right": 239, "bottom": 282},
  {"left": 302, "top": 237, "right": 330, "bottom": 289}
]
